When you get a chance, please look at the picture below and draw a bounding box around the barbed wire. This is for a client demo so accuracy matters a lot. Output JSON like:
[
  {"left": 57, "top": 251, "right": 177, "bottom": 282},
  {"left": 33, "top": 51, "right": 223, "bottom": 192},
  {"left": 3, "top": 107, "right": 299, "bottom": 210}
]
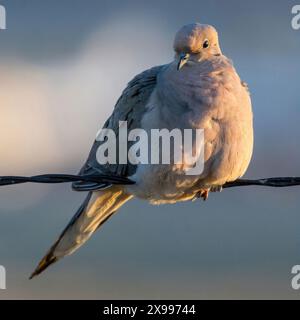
[
  {"left": 223, "top": 177, "right": 300, "bottom": 188},
  {"left": 0, "top": 174, "right": 299, "bottom": 189},
  {"left": 0, "top": 174, "right": 134, "bottom": 187}
]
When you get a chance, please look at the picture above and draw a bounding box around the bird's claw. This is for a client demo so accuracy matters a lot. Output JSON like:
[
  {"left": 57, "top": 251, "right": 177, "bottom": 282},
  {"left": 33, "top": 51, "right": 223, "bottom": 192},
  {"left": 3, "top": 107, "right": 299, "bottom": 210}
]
[
  {"left": 210, "top": 185, "right": 223, "bottom": 192},
  {"left": 194, "top": 185, "right": 223, "bottom": 201},
  {"left": 195, "top": 189, "right": 209, "bottom": 201}
]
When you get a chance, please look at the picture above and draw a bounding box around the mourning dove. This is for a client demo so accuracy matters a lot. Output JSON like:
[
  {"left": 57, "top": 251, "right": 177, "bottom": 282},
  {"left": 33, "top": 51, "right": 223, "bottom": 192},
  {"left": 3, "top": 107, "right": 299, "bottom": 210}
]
[{"left": 30, "top": 23, "right": 253, "bottom": 278}]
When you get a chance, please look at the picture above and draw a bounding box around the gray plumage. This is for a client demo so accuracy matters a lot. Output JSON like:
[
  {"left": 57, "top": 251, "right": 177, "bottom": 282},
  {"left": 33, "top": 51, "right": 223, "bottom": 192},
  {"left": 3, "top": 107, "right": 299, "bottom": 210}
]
[{"left": 30, "top": 23, "right": 253, "bottom": 278}]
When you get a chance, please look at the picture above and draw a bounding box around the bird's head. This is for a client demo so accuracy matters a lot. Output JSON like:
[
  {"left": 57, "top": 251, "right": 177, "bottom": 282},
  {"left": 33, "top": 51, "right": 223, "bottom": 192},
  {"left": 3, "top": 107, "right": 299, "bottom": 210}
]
[{"left": 173, "top": 23, "right": 222, "bottom": 70}]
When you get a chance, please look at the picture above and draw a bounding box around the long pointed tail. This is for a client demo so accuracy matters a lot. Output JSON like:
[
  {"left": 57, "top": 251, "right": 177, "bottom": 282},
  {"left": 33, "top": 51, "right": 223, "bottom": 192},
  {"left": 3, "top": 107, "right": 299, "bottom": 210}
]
[{"left": 30, "top": 187, "right": 132, "bottom": 279}]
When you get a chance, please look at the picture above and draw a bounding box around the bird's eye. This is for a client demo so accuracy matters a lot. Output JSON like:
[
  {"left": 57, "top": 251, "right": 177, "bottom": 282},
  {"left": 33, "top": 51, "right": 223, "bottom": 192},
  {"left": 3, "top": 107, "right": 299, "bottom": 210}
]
[{"left": 203, "top": 39, "right": 209, "bottom": 49}]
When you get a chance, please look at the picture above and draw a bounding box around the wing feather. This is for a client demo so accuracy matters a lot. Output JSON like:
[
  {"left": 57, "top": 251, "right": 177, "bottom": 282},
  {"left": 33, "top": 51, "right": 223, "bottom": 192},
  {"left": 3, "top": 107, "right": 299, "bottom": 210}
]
[{"left": 72, "top": 65, "right": 164, "bottom": 191}]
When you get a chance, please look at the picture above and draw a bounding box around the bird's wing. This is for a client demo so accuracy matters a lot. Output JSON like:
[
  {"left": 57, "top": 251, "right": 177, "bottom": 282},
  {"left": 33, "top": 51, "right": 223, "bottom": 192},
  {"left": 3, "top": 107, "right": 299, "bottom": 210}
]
[{"left": 72, "top": 65, "right": 165, "bottom": 191}]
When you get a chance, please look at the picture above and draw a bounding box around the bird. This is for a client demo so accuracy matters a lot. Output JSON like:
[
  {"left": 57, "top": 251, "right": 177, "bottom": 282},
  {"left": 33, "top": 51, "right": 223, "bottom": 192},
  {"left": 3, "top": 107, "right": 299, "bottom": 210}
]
[{"left": 30, "top": 22, "right": 253, "bottom": 278}]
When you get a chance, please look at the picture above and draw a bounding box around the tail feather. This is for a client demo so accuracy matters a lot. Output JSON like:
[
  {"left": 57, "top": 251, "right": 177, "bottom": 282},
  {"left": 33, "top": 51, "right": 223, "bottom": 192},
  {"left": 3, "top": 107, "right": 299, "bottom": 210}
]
[
  {"left": 30, "top": 187, "right": 132, "bottom": 279},
  {"left": 29, "top": 253, "right": 58, "bottom": 279}
]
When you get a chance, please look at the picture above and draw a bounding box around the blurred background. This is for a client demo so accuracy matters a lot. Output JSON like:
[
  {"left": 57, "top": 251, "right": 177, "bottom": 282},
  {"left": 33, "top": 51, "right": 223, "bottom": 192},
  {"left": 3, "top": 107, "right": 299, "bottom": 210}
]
[{"left": 0, "top": 0, "right": 300, "bottom": 299}]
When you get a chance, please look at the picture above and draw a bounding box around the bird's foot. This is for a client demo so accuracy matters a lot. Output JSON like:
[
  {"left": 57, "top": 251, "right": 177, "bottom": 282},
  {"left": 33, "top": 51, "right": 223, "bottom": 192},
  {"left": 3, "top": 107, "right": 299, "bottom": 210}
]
[
  {"left": 210, "top": 185, "right": 223, "bottom": 193},
  {"left": 195, "top": 189, "right": 209, "bottom": 201},
  {"left": 194, "top": 185, "right": 223, "bottom": 201}
]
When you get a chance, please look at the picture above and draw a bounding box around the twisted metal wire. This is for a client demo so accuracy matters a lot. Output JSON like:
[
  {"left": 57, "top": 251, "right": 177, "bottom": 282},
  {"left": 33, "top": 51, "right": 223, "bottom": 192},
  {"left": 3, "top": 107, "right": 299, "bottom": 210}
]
[
  {"left": 0, "top": 174, "right": 134, "bottom": 187},
  {"left": 0, "top": 174, "right": 299, "bottom": 188}
]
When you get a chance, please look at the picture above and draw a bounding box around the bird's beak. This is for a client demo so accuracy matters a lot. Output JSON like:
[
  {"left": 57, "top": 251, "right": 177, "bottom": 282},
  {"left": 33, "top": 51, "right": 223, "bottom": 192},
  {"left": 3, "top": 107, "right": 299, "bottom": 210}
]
[{"left": 177, "top": 53, "right": 190, "bottom": 70}]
